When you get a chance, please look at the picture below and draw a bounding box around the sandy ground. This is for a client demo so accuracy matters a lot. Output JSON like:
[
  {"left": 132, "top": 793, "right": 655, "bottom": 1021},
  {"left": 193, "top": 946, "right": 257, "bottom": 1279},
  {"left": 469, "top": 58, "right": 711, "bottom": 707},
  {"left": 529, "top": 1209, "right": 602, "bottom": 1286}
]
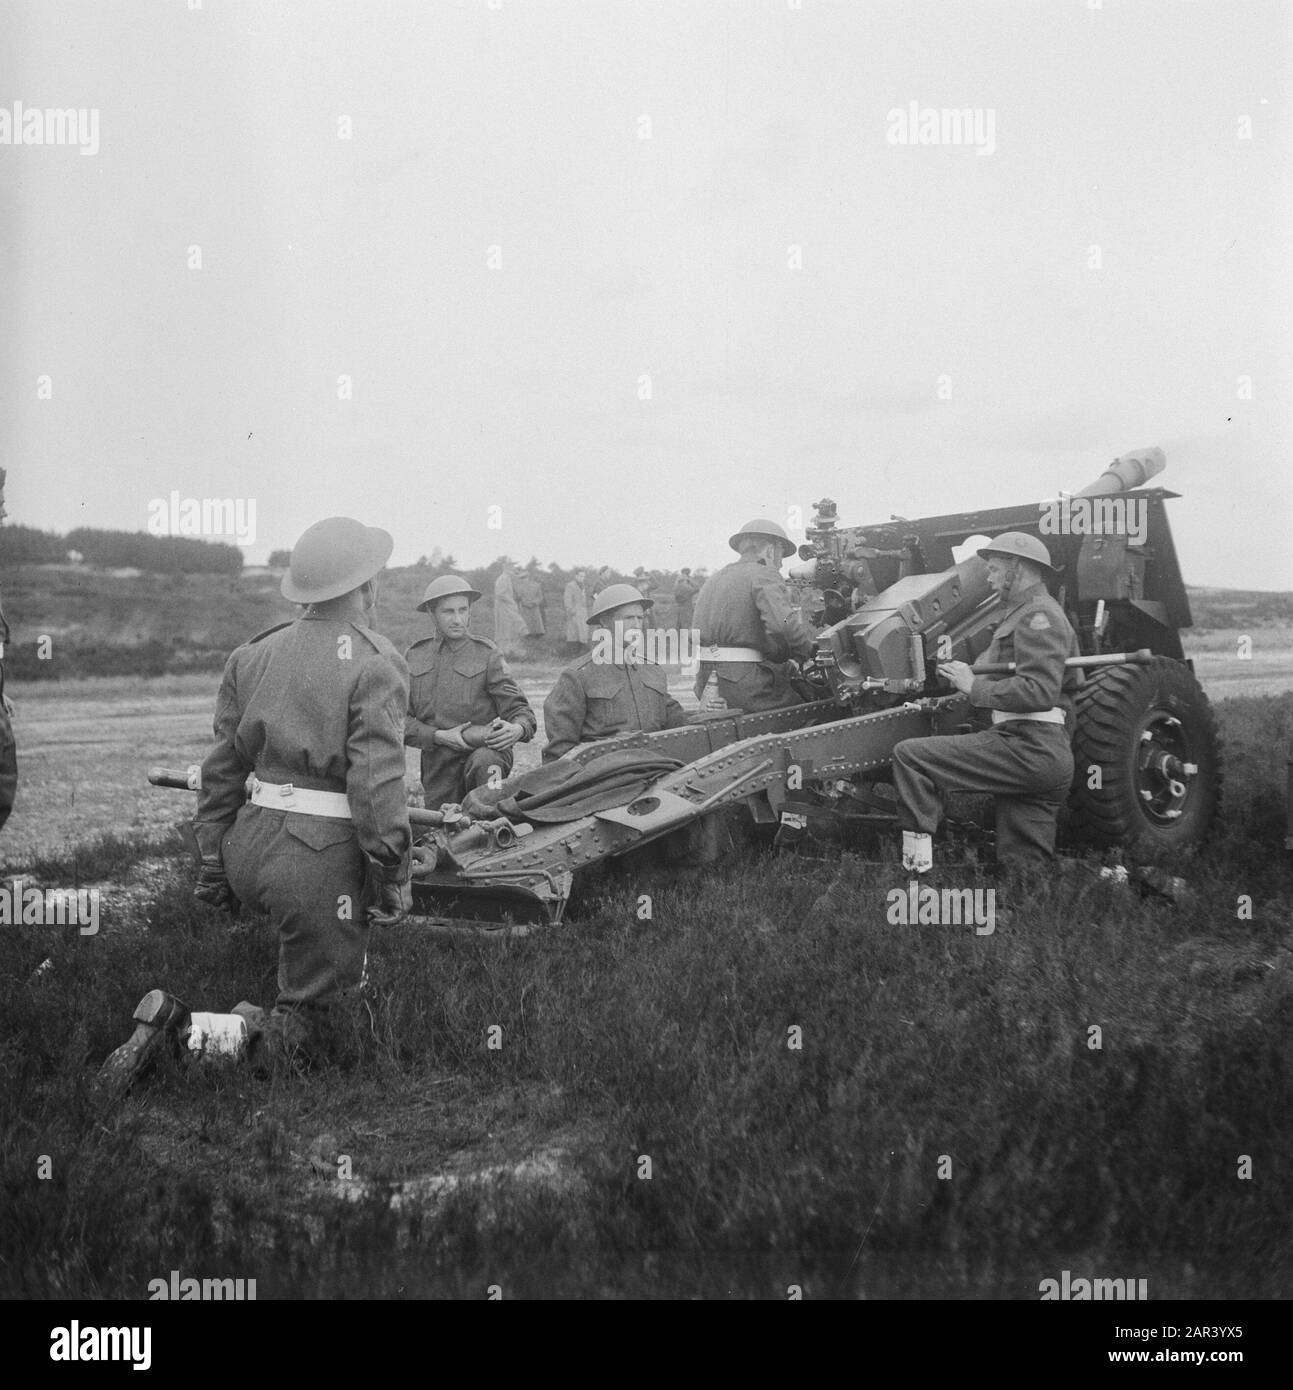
[{"left": 1, "top": 634, "right": 1285, "bottom": 866}]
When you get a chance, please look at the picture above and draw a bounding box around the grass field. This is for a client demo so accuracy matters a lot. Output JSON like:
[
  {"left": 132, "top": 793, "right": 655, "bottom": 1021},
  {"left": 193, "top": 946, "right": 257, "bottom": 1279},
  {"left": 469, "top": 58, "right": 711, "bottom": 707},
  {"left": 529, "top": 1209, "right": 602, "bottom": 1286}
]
[{"left": 0, "top": 635, "right": 1290, "bottom": 1298}]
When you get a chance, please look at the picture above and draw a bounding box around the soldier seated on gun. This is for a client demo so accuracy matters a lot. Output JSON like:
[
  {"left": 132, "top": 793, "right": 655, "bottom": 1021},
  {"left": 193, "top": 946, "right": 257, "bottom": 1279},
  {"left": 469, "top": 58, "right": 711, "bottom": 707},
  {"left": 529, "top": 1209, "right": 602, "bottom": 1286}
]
[
  {"left": 891, "top": 532, "right": 1080, "bottom": 878},
  {"left": 542, "top": 584, "right": 690, "bottom": 762},
  {"left": 99, "top": 517, "right": 413, "bottom": 1096},
  {"left": 404, "top": 575, "right": 536, "bottom": 811}
]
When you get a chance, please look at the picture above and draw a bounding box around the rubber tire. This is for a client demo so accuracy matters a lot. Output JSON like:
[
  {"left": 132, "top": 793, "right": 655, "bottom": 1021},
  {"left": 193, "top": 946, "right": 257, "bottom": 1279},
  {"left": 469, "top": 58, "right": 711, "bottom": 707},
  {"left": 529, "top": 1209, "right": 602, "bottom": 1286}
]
[{"left": 1067, "top": 656, "right": 1221, "bottom": 857}]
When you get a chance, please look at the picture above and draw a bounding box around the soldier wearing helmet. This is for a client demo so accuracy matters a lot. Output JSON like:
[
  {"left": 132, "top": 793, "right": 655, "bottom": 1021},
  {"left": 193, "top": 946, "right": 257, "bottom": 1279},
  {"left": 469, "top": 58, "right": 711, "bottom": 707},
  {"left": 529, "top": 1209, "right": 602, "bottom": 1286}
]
[
  {"left": 100, "top": 517, "right": 413, "bottom": 1093},
  {"left": 891, "top": 531, "right": 1080, "bottom": 876},
  {"left": 542, "top": 583, "right": 689, "bottom": 762},
  {"left": 404, "top": 574, "right": 536, "bottom": 809},
  {"left": 692, "top": 518, "right": 815, "bottom": 711}
]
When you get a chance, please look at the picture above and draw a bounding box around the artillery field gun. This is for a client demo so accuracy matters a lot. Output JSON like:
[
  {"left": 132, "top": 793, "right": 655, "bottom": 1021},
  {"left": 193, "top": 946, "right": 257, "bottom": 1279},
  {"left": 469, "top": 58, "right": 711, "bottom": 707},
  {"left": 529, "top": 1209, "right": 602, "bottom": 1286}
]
[{"left": 151, "top": 447, "right": 1220, "bottom": 932}]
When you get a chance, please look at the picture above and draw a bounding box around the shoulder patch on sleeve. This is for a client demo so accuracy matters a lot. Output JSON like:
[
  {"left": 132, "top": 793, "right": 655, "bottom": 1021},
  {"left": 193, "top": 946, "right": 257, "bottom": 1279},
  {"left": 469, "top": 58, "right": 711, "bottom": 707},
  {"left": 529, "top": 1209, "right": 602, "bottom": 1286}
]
[{"left": 1028, "top": 612, "right": 1051, "bottom": 631}]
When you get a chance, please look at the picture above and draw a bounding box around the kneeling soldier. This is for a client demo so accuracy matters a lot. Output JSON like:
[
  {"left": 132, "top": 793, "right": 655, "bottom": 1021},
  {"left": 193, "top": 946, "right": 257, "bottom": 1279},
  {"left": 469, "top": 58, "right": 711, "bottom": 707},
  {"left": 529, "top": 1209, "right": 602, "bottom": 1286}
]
[
  {"left": 542, "top": 583, "right": 689, "bottom": 762},
  {"left": 404, "top": 575, "right": 536, "bottom": 809},
  {"left": 100, "top": 516, "right": 412, "bottom": 1093},
  {"left": 891, "top": 533, "right": 1079, "bottom": 876}
]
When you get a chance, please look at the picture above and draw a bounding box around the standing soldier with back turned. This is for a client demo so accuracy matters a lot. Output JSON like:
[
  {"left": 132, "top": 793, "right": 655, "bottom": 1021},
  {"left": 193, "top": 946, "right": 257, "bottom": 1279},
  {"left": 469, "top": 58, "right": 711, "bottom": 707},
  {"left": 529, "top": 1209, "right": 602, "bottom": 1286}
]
[
  {"left": 100, "top": 517, "right": 412, "bottom": 1091},
  {"left": 692, "top": 519, "right": 814, "bottom": 712},
  {"left": 891, "top": 532, "right": 1080, "bottom": 877}
]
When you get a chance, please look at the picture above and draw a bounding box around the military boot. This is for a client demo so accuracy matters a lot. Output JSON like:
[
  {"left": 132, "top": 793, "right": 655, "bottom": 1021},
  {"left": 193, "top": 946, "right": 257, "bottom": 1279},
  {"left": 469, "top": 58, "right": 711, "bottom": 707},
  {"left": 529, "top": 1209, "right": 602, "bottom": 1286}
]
[{"left": 98, "top": 989, "right": 191, "bottom": 1096}]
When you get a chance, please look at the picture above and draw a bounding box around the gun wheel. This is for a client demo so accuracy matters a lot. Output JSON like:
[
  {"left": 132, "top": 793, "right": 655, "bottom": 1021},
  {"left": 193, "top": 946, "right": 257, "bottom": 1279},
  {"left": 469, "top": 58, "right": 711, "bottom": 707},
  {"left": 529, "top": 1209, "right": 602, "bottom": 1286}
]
[{"left": 1067, "top": 655, "right": 1221, "bottom": 857}]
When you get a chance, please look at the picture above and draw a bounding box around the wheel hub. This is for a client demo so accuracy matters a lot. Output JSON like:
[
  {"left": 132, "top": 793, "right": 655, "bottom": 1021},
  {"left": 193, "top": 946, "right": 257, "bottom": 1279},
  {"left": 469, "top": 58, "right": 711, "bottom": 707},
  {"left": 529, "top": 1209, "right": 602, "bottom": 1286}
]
[{"left": 1137, "top": 714, "right": 1199, "bottom": 822}]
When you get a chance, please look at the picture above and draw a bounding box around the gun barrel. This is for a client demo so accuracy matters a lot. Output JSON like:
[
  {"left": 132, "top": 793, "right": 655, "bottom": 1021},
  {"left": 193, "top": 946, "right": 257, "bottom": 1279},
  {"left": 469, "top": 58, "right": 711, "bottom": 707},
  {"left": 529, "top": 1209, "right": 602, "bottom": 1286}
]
[
  {"left": 1073, "top": 448, "right": 1165, "bottom": 497},
  {"left": 969, "top": 648, "right": 1153, "bottom": 675}
]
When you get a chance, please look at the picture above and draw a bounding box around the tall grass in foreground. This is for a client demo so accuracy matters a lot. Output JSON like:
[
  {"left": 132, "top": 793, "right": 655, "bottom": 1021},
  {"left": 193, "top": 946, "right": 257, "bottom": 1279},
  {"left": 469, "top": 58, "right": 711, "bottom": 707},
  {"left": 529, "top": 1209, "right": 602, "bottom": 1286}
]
[{"left": 0, "top": 695, "right": 1290, "bottom": 1298}]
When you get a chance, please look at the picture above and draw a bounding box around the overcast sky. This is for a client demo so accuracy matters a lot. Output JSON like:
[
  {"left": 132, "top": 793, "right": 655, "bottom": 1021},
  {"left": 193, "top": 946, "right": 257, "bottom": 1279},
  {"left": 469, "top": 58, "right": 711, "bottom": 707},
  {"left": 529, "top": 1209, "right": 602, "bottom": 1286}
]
[{"left": 2, "top": 0, "right": 1290, "bottom": 588}]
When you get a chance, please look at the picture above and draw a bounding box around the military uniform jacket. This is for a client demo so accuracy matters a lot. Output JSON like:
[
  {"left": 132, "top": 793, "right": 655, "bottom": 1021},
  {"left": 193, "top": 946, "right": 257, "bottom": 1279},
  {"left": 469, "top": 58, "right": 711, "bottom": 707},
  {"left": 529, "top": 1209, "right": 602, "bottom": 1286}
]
[
  {"left": 194, "top": 614, "right": 412, "bottom": 870},
  {"left": 969, "top": 580, "right": 1081, "bottom": 715},
  {"left": 542, "top": 655, "right": 688, "bottom": 762},
  {"left": 694, "top": 558, "right": 814, "bottom": 661},
  {"left": 404, "top": 633, "right": 535, "bottom": 749}
]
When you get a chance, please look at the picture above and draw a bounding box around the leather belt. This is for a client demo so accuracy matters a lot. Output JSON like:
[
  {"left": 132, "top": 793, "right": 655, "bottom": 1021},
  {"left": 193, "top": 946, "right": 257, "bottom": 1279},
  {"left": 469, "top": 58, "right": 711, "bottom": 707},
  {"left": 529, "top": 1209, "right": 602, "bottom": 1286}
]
[
  {"left": 698, "top": 645, "right": 765, "bottom": 663},
  {"left": 991, "top": 708, "right": 1066, "bottom": 726},
  {"left": 250, "top": 777, "right": 352, "bottom": 818}
]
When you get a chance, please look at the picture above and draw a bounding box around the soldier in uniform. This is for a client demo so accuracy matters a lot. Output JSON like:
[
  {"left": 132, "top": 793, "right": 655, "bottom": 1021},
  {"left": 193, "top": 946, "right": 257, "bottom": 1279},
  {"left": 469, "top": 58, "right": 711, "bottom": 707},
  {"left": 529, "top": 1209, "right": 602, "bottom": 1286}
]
[
  {"left": 543, "top": 583, "right": 689, "bottom": 761},
  {"left": 404, "top": 574, "right": 536, "bottom": 809},
  {"left": 563, "top": 568, "right": 590, "bottom": 653},
  {"left": 891, "top": 533, "right": 1080, "bottom": 875},
  {"left": 0, "top": 468, "right": 16, "bottom": 834},
  {"left": 492, "top": 563, "right": 528, "bottom": 654},
  {"left": 673, "top": 568, "right": 698, "bottom": 632},
  {"left": 693, "top": 519, "right": 814, "bottom": 712},
  {"left": 515, "top": 566, "right": 547, "bottom": 644},
  {"left": 100, "top": 517, "right": 412, "bottom": 1092}
]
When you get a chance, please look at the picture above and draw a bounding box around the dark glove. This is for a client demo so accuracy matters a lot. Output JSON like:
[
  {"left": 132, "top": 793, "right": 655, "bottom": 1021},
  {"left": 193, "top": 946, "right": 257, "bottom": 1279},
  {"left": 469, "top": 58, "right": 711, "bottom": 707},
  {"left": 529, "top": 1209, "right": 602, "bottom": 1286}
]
[
  {"left": 194, "top": 857, "right": 238, "bottom": 912},
  {"left": 368, "top": 878, "right": 412, "bottom": 927}
]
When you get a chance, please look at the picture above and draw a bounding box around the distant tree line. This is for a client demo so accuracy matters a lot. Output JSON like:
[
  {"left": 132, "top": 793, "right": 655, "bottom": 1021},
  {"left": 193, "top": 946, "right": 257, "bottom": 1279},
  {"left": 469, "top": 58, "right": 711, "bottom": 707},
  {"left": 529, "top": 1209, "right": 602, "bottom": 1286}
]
[{"left": 0, "top": 525, "right": 242, "bottom": 574}]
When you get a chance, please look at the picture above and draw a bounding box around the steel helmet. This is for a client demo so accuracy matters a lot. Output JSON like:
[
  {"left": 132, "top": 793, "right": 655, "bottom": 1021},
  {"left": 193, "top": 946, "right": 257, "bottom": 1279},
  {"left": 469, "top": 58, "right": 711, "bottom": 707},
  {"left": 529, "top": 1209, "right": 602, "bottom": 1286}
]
[
  {"left": 977, "top": 532, "right": 1058, "bottom": 573},
  {"left": 588, "top": 583, "right": 653, "bottom": 624},
  {"left": 281, "top": 517, "right": 394, "bottom": 603},
  {"left": 416, "top": 574, "right": 483, "bottom": 612},
  {"left": 728, "top": 518, "right": 796, "bottom": 559}
]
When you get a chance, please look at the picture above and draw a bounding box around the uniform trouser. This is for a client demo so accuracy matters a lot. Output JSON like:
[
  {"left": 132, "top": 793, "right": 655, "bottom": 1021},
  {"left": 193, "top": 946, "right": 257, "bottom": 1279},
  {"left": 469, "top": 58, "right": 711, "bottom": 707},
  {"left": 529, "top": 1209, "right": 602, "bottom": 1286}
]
[
  {"left": 708, "top": 661, "right": 805, "bottom": 713},
  {"left": 0, "top": 704, "right": 15, "bottom": 833},
  {"left": 891, "top": 721, "right": 1075, "bottom": 870},
  {"left": 420, "top": 744, "right": 516, "bottom": 810},
  {"left": 222, "top": 803, "right": 370, "bottom": 1063}
]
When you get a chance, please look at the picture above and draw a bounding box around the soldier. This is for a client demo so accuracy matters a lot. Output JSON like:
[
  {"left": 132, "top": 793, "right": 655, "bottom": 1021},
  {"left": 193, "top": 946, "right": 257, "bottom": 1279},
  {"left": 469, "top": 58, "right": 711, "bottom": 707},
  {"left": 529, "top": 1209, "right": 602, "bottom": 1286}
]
[
  {"left": 0, "top": 468, "right": 15, "bottom": 834},
  {"left": 543, "top": 583, "right": 689, "bottom": 761},
  {"left": 404, "top": 574, "right": 536, "bottom": 809},
  {"left": 693, "top": 519, "right": 814, "bottom": 711},
  {"left": 891, "top": 533, "right": 1080, "bottom": 876},
  {"left": 563, "top": 568, "right": 590, "bottom": 653},
  {"left": 492, "top": 562, "right": 528, "bottom": 654},
  {"left": 515, "top": 565, "right": 547, "bottom": 645},
  {"left": 674, "top": 568, "right": 698, "bottom": 632},
  {"left": 100, "top": 517, "right": 413, "bottom": 1092},
  {"left": 590, "top": 565, "right": 614, "bottom": 598}
]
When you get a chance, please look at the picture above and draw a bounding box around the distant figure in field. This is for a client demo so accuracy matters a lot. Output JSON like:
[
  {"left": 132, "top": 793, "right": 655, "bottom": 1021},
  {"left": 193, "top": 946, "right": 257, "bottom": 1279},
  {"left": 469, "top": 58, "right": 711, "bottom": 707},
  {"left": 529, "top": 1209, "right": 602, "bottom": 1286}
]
[
  {"left": 492, "top": 563, "right": 528, "bottom": 656},
  {"left": 563, "top": 567, "right": 590, "bottom": 653},
  {"left": 674, "top": 568, "right": 698, "bottom": 632},
  {"left": 515, "top": 566, "right": 547, "bottom": 646}
]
